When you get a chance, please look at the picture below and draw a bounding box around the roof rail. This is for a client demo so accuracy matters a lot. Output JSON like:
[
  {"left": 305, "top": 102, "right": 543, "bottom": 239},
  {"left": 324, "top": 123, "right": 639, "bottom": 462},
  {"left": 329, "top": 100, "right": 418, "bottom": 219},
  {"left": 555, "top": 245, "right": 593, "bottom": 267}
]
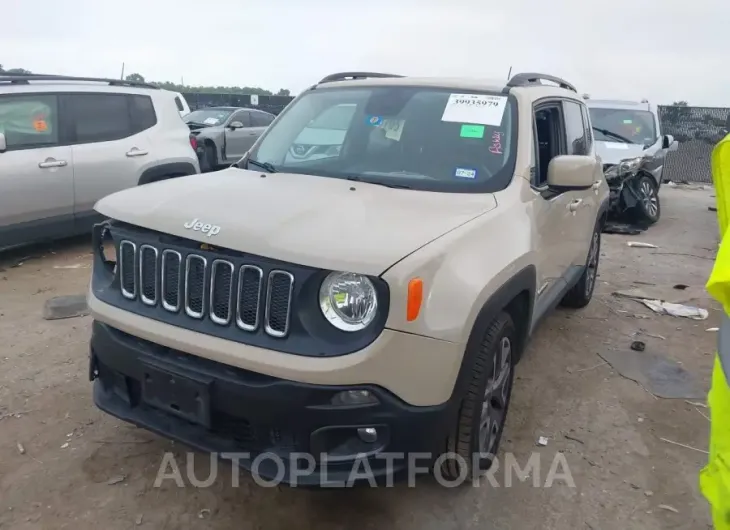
[
  {"left": 318, "top": 71, "right": 404, "bottom": 84},
  {"left": 506, "top": 72, "right": 577, "bottom": 93},
  {"left": 0, "top": 74, "right": 159, "bottom": 89}
]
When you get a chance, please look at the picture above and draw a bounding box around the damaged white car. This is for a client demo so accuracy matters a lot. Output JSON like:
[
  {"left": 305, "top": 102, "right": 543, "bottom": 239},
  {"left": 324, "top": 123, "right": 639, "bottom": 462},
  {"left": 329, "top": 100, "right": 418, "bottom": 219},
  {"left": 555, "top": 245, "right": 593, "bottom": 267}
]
[{"left": 587, "top": 99, "right": 678, "bottom": 224}]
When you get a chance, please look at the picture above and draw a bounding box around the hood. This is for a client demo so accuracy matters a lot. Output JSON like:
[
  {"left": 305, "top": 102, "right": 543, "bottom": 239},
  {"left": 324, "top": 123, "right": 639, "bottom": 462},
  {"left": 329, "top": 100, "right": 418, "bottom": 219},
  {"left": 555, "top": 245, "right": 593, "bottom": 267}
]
[
  {"left": 595, "top": 141, "right": 647, "bottom": 165},
  {"left": 95, "top": 168, "right": 498, "bottom": 276},
  {"left": 187, "top": 123, "right": 223, "bottom": 135}
]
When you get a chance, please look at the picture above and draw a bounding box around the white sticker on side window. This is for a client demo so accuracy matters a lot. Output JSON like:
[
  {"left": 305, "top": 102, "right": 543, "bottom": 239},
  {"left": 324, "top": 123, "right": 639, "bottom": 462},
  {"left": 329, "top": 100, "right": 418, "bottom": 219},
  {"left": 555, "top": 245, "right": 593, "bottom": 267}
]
[
  {"left": 454, "top": 167, "right": 477, "bottom": 179},
  {"left": 441, "top": 94, "right": 507, "bottom": 126}
]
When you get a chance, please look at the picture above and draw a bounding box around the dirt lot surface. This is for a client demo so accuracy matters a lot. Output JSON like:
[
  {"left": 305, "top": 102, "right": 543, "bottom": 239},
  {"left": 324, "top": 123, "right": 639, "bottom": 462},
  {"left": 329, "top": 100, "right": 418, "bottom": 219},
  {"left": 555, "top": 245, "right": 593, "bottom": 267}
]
[{"left": 0, "top": 186, "right": 720, "bottom": 530}]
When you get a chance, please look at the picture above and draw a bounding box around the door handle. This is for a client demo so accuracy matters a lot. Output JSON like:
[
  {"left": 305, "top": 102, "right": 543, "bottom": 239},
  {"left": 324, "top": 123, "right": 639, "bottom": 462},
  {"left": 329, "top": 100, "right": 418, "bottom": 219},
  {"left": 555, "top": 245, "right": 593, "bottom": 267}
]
[
  {"left": 568, "top": 199, "right": 583, "bottom": 212},
  {"left": 592, "top": 180, "right": 602, "bottom": 190},
  {"left": 126, "top": 148, "right": 148, "bottom": 157},
  {"left": 38, "top": 159, "right": 67, "bottom": 168}
]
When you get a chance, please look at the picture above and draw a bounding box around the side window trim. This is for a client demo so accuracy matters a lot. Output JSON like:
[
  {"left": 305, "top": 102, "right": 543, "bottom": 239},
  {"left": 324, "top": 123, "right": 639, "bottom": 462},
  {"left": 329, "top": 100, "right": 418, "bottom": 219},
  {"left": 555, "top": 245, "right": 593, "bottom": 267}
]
[{"left": 580, "top": 104, "right": 593, "bottom": 153}]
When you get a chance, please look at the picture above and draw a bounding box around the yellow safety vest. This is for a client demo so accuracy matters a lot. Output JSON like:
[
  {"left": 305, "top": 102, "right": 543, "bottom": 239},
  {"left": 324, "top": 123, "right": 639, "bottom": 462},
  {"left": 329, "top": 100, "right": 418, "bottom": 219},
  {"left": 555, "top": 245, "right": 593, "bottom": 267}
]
[{"left": 701, "top": 133, "right": 730, "bottom": 529}]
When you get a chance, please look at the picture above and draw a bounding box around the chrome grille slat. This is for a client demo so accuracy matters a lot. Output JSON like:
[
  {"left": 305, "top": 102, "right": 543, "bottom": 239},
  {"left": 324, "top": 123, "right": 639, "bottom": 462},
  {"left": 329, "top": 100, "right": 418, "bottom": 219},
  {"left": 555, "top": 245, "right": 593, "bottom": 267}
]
[
  {"left": 265, "top": 270, "right": 294, "bottom": 338},
  {"left": 161, "top": 250, "right": 182, "bottom": 312},
  {"left": 139, "top": 245, "right": 159, "bottom": 306},
  {"left": 184, "top": 254, "right": 207, "bottom": 319},
  {"left": 115, "top": 240, "right": 294, "bottom": 339},
  {"left": 119, "top": 240, "right": 137, "bottom": 299},
  {"left": 236, "top": 265, "right": 263, "bottom": 331},
  {"left": 210, "top": 260, "right": 235, "bottom": 325}
]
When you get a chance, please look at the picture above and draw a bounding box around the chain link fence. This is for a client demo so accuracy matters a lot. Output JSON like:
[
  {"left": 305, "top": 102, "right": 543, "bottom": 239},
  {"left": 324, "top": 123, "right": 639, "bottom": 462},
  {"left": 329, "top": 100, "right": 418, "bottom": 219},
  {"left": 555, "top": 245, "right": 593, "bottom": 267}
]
[
  {"left": 182, "top": 93, "right": 295, "bottom": 116},
  {"left": 659, "top": 105, "right": 729, "bottom": 184}
]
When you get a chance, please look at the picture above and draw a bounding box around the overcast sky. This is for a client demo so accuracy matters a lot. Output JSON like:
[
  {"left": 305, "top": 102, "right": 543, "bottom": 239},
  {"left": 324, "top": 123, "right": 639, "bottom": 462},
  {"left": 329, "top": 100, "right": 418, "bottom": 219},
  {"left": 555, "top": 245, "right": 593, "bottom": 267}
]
[{"left": 2, "top": 0, "right": 726, "bottom": 106}]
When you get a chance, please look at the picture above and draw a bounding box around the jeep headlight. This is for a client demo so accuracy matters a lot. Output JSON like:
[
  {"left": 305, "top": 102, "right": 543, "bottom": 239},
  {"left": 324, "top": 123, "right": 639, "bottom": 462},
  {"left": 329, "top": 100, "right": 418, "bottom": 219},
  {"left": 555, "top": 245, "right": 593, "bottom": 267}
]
[
  {"left": 319, "top": 272, "right": 378, "bottom": 331},
  {"left": 618, "top": 157, "right": 644, "bottom": 174}
]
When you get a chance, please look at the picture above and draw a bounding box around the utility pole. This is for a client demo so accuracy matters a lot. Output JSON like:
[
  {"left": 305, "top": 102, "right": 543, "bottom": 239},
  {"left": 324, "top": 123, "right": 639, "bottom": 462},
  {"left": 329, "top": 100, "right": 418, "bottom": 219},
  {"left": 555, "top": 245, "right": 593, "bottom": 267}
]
[
  {"left": 120, "top": 62, "right": 125, "bottom": 80},
  {"left": 507, "top": 66, "right": 512, "bottom": 80}
]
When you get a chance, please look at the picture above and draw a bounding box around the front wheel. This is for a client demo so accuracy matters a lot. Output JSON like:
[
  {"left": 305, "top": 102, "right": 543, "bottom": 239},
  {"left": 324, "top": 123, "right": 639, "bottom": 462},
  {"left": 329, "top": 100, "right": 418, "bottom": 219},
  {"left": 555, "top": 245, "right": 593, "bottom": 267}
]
[
  {"left": 635, "top": 175, "right": 661, "bottom": 224},
  {"left": 441, "top": 311, "right": 516, "bottom": 481}
]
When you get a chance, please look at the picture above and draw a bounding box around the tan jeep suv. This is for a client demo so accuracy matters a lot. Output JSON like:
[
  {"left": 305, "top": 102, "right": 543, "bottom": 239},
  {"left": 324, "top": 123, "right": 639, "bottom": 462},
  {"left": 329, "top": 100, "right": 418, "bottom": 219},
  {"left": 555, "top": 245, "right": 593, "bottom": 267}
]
[{"left": 87, "top": 71, "right": 609, "bottom": 486}]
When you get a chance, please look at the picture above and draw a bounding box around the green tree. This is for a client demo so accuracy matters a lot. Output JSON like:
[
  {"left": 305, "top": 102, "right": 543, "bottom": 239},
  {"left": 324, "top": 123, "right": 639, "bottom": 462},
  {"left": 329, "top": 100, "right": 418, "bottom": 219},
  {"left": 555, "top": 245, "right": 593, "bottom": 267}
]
[
  {"left": 276, "top": 88, "right": 291, "bottom": 96},
  {"left": 125, "top": 73, "right": 145, "bottom": 83},
  {"left": 0, "top": 64, "right": 32, "bottom": 74}
]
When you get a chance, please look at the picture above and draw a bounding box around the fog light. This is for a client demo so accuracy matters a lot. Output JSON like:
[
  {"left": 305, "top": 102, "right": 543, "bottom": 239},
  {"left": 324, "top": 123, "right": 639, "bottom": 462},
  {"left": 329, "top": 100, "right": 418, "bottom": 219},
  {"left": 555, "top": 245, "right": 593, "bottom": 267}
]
[
  {"left": 331, "top": 389, "right": 379, "bottom": 407},
  {"left": 357, "top": 427, "right": 378, "bottom": 443}
]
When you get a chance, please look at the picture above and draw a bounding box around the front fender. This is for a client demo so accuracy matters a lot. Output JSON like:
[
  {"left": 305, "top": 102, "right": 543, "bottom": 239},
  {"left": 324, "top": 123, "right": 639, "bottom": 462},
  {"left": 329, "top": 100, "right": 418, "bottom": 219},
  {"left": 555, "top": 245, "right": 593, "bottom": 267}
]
[{"left": 381, "top": 192, "right": 537, "bottom": 345}]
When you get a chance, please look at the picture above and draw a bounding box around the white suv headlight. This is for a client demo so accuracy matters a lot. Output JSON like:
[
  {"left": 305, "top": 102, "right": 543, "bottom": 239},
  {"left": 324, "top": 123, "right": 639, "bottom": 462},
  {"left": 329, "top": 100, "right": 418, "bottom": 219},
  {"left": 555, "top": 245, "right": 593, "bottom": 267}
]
[{"left": 319, "top": 272, "right": 378, "bottom": 331}]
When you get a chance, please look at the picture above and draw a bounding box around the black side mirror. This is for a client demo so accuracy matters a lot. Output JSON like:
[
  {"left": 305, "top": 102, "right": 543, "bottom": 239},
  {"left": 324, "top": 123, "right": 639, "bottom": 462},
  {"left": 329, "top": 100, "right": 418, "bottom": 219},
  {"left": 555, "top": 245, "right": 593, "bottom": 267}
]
[{"left": 662, "top": 134, "right": 674, "bottom": 149}]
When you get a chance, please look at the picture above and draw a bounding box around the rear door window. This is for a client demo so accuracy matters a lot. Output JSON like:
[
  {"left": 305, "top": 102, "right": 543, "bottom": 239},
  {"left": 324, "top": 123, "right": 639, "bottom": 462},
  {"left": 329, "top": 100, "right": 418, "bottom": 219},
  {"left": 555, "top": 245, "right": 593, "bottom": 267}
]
[
  {"left": 251, "top": 112, "right": 274, "bottom": 127},
  {"left": 174, "top": 96, "right": 185, "bottom": 112},
  {"left": 0, "top": 94, "right": 60, "bottom": 149},
  {"left": 231, "top": 111, "right": 251, "bottom": 127},
  {"left": 129, "top": 95, "right": 157, "bottom": 132},
  {"left": 563, "top": 101, "right": 588, "bottom": 155},
  {"left": 66, "top": 94, "right": 132, "bottom": 143}
]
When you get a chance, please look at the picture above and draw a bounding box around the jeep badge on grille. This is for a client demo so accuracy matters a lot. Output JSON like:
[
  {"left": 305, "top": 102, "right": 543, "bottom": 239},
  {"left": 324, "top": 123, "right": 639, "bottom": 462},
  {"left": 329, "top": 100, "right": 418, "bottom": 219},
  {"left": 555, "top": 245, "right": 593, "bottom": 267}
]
[{"left": 183, "top": 218, "right": 221, "bottom": 237}]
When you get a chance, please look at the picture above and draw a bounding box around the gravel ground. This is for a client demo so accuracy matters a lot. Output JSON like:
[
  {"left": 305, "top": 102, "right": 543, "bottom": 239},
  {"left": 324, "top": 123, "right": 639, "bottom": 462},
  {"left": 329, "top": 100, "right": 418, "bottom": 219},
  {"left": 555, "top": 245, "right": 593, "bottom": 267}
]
[{"left": 0, "top": 186, "right": 719, "bottom": 530}]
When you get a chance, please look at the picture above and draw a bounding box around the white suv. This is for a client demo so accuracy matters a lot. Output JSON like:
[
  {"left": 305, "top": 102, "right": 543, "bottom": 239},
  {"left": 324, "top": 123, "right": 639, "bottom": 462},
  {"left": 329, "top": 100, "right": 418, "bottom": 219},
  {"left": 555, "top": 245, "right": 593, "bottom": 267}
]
[{"left": 0, "top": 74, "right": 200, "bottom": 251}]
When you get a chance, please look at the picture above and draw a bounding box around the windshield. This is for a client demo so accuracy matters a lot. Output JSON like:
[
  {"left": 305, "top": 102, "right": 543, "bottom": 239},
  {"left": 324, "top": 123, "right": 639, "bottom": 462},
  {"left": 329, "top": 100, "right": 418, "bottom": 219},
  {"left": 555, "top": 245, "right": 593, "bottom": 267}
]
[
  {"left": 247, "top": 86, "right": 517, "bottom": 192},
  {"left": 183, "top": 109, "right": 233, "bottom": 126},
  {"left": 589, "top": 107, "right": 657, "bottom": 146}
]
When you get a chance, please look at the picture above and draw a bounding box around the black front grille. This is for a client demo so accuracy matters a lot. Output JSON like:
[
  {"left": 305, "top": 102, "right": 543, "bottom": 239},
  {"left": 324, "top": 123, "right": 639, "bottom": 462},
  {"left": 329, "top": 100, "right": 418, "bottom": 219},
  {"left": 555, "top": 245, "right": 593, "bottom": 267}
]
[
  {"left": 120, "top": 241, "right": 136, "bottom": 298},
  {"left": 116, "top": 239, "right": 294, "bottom": 338},
  {"left": 266, "top": 271, "right": 294, "bottom": 337},
  {"left": 162, "top": 250, "right": 182, "bottom": 311},
  {"left": 185, "top": 255, "right": 207, "bottom": 318},
  {"left": 140, "top": 246, "right": 158, "bottom": 305},
  {"left": 211, "top": 261, "right": 234, "bottom": 324},
  {"left": 237, "top": 266, "right": 262, "bottom": 331}
]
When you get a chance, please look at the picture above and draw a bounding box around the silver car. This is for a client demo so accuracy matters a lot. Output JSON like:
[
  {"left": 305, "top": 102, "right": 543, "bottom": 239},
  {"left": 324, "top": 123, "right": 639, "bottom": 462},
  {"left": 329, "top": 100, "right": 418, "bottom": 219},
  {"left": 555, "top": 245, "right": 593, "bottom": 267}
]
[{"left": 184, "top": 107, "right": 275, "bottom": 170}]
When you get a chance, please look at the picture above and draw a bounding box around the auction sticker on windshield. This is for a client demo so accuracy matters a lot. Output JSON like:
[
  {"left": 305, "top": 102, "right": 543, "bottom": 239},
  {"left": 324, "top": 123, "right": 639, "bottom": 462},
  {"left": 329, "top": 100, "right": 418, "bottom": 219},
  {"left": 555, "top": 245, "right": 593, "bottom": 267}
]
[{"left": 442, "top": 94, "right": 507, "bottom": 126}]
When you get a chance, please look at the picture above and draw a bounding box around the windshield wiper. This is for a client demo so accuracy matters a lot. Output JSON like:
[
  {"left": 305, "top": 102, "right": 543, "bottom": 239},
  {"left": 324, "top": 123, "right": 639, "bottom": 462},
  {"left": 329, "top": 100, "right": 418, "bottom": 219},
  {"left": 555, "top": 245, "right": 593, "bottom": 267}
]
[
  {"left": 246, "top": 158, "right": 277, "bottom": 173},
  {"left": 344, "top": 176, "right": 412, "bottom": 189},
  {"left": 592, "top": 126, "right": 634, "bottom": 144}
]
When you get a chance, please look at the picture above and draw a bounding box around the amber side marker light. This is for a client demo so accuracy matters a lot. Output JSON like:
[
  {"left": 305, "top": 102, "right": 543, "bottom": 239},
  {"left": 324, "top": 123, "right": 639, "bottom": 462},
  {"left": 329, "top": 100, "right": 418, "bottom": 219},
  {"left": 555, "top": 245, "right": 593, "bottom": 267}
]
[{"left": 407, "top": 278, "right": 424, "bottom": 322}]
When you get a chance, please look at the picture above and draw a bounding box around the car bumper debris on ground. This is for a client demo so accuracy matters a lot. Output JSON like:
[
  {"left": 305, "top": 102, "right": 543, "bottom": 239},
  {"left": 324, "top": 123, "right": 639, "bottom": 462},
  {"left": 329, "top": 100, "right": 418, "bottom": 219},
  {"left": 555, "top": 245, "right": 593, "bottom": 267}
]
[{"left": 0, "top": 186, "right": 720, "bottom": 529}]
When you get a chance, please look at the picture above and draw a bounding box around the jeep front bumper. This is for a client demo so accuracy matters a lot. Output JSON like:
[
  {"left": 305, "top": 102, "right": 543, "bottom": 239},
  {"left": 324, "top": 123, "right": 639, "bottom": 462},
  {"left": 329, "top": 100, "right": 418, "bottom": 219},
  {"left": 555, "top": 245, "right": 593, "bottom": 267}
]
[{"left": 90, "top": 321, "right": 459, "bottom": 486}]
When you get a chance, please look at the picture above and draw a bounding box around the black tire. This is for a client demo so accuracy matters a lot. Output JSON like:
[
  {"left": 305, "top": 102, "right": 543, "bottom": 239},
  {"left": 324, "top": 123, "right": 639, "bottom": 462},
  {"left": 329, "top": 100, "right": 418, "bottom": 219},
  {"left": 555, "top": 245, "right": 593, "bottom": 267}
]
[
  {"left": 441, "top": 311, "right": 516, "bottom": 481},
  {"left": 634, "top": 175, "right": 661, "bottom": 224},
  {"left": 202, "top": 142, "right": 219, "bottom": 172},
  {"left": 561, "top": 224, "right": 601, "bottom": 309}
]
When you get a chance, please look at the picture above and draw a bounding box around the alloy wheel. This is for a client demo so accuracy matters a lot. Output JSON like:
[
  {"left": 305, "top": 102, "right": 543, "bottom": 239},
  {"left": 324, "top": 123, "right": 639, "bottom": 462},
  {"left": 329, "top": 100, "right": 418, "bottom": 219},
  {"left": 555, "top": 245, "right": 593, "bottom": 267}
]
[
  {"left": 479, "top": 336, "right": 512, "bottom": 455},
  {"left": 640, "top": 180, "right": 659, "bottom": 219}
]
